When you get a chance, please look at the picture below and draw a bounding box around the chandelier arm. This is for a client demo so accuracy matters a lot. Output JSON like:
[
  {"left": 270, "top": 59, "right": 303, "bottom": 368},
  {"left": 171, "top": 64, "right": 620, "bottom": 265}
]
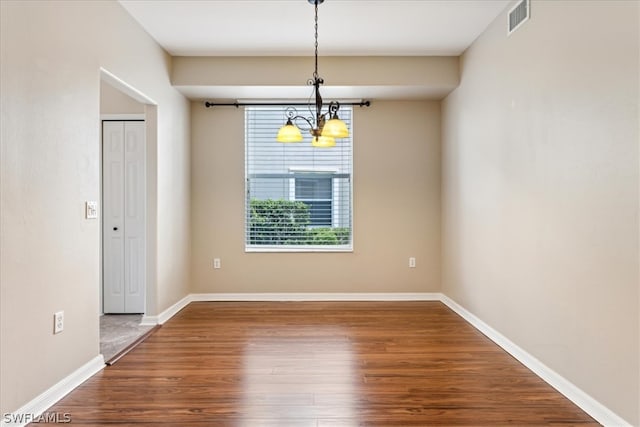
[
  {"left": 328, "top": 101, "right": 341, "bottom": 117},
  {"left": 306, "top": 81, "right": 316, "bottom": 119},
  {"left": 290, "top": 115, "right": 315, "bottom": 131}
]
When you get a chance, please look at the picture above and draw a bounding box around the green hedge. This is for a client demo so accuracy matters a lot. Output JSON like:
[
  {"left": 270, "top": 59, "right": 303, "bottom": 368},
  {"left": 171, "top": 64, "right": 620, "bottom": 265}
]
[
  {"left": 306, "top": 227, "right": 351, "bottom": 245},
  {"left": 249, "top": 199, "right": 309, "bottom": 245},
  {"left": 249, "top": 199, "right": 350, "bottom": 245}
]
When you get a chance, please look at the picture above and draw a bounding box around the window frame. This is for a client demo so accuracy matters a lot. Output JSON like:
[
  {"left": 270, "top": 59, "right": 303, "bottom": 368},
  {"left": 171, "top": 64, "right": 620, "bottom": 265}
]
[{"left": 244, "top": 106, "right": 353, "bottom": 253}]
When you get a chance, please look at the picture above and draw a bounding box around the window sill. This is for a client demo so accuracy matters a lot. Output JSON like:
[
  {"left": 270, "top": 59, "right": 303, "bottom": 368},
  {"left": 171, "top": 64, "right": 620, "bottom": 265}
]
[{"left": 245, "top": 245, "right": 353, "bottom": 253}]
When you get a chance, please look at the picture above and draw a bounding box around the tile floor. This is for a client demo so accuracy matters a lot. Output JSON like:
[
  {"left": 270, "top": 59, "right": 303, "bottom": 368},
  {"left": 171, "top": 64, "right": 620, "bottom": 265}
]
[{"left": 100, "top": 314, "right": 154, "bottom": 362}]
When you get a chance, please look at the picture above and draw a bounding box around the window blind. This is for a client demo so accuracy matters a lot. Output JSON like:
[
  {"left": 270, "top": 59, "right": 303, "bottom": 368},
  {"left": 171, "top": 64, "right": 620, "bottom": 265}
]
[{"left": 245, "top": 105, "right": 353, "bottom": 251}]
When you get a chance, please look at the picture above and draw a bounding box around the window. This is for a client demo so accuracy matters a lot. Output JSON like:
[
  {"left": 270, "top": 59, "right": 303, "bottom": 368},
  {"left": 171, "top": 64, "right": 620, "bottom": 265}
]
[
  {"left": 245, "top": 106, "right": 353, "bottom": 251},
  {"left": 295, "top": 176, "right": 332, "bottom": 227}
]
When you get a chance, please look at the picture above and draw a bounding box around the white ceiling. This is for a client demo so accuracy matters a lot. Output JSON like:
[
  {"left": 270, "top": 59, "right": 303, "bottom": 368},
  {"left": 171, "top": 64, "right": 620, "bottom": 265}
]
[
  {"left": 119, "top": 0, "right": 510, "bottom": 56},
  {"left": 118, "top": 0, "right": 510, "bottom": 100}
]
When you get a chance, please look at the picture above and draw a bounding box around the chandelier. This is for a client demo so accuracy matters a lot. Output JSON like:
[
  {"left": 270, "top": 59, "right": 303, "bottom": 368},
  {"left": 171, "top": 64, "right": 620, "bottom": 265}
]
[{"left": 276, "top": 0, "right": 349, "bottom": 148}]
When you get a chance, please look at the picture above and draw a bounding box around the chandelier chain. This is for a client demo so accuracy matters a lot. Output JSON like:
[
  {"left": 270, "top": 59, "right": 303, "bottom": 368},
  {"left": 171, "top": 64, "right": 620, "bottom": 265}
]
[{"left": 314, "top": 0, "right": 319, "bottom": 79}]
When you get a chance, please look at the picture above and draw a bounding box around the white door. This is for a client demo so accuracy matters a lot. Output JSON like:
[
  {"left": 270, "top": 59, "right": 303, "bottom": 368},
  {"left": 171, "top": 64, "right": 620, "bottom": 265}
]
[{"left": 103, "top": 121, "right": 146, "bottom": 313}]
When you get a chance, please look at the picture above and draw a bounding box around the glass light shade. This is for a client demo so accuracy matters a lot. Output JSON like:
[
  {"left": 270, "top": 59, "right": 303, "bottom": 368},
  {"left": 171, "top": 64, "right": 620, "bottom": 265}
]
[
  {"left": 321, "top": 117, "right": 349, "bottom": 138},
  {"left": 311, "top": 135, "right": 336, "bottom": 148},
  {"left": 276, "top": 122, "right": 303, "bottom": 143}
]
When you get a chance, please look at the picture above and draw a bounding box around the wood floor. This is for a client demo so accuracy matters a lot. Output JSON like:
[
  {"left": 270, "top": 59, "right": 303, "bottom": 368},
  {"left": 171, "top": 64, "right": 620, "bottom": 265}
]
[{"left": 40, "top": 302, "right": 599, "bottom": 426}]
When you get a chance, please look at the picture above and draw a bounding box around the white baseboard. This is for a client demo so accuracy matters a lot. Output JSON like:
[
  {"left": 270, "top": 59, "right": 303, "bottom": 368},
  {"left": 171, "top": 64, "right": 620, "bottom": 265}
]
[
  {"left": 440, "top": 295, "right": 631, "bottom": 427},
  {"left": 1, "top": 355, "right": 105, "bottom": 427},
  {"left": 139, "top": 315, "right": 159, "bottom": 326},
  {"left": 140, "top": 294, "right": 193, "bottom": 326},
  {"left": 157, "top": 294, "right": 193, "bottom": 324},
  {"left": 190, "top": 292, "right": 442, "bottom": 302}
]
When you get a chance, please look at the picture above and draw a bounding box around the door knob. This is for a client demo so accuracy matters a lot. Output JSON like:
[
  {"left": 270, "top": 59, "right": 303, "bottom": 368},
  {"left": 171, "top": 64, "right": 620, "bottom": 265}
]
[{"left": 113, "top": 227, "right": 118, "bottom": 231}]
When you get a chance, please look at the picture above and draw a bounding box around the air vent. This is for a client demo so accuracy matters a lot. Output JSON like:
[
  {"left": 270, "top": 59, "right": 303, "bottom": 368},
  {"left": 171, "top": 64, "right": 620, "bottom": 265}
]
[{"left": 508, "top": 0, "right": 530, "bottom": 35}]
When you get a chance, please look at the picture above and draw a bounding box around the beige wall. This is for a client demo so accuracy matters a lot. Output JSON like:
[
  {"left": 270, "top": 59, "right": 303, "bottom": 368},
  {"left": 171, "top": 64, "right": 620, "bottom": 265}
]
[
  {"left": 442, "top": 1, "right": 639, "bottom": 424},
  {"left": 0, "top": 0, "right": 190, "bottom": 415},
  {"left": 191, "top": 101, "right": 440, "bottom": 293},
  {"left": 100, "top": 80, "right": 145, "bottom": 114},
  {"left": 173, "top": 56, "right": 459, "bottom": 100},
  {"left": 173, "top": 56, "right": 459, "bottom": 87}
]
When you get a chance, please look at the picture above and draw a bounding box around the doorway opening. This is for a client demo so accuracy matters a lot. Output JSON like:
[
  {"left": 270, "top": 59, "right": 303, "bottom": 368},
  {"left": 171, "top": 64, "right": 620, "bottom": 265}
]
[{"left": 99, "top": 70, "right": 157, "bottom": 363}]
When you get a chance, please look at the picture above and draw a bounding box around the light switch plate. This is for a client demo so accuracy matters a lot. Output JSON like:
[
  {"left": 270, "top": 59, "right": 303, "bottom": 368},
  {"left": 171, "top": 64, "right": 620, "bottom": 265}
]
[{"left": 85, "top": 201, "right": 98, "bottom": 219}]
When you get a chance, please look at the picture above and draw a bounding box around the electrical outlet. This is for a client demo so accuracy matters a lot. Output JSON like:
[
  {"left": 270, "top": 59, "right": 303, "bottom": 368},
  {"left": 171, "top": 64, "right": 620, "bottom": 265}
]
[
  {"left": 409, "top": 257, "right": 416, "bottom": 268},
  {"left": 53, "top": 311, "right": 64, "bottom": 334},
  {"left": 213, "top": 258, "right": 221, "bottom": 269}
]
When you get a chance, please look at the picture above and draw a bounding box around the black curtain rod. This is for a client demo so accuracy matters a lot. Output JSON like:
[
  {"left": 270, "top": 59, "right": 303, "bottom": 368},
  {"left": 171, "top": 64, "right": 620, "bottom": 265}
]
[{"left": 204, "top": 100, "right": 371, "bottom": 108}]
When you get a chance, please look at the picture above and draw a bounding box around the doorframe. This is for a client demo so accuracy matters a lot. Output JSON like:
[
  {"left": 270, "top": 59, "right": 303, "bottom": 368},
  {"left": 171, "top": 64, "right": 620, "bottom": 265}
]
[
  {"left": 101, "top": 114, "right": 145, "bottom": 121},
  {"left": 99, "top": 68, "right": 158, "bottom": 319}
]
